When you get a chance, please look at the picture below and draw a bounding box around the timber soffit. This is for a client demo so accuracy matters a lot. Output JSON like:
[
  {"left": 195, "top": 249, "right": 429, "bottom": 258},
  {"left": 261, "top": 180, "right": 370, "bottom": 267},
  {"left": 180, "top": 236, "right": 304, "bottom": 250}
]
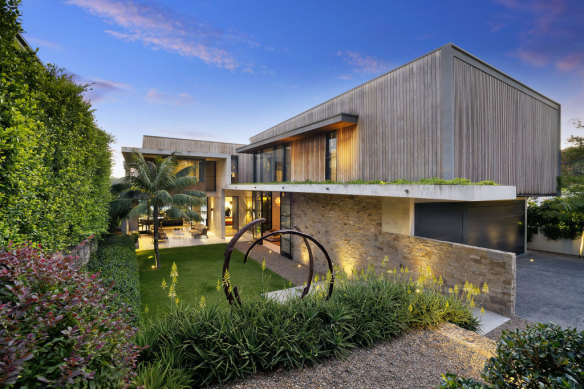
[{"left": 236, "top": 113, "right": 358, "bottom": 153}]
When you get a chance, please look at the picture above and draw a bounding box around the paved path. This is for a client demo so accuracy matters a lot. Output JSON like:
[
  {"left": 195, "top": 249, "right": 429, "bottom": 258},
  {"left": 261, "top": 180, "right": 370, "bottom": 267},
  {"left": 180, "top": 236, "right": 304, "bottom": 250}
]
[
  {"left": 235, "top": 241, "right": 313, "bottom": 286},
  {"left": 516, "top": 250, "right": 584, "bottom": 330}
]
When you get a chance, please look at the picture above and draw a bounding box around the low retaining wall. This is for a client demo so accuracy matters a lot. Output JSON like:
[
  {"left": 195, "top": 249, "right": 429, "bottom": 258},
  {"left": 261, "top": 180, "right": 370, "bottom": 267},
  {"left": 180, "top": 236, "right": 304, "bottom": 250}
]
[
  {"left": 290, "top": 193, "right": 516, "bottom": 316},
  {"left": 528, "top": 232, "right": 582, "bottom": 257},
  {"left": 53, "top": 236, "right": 98, "bottom": 269}
]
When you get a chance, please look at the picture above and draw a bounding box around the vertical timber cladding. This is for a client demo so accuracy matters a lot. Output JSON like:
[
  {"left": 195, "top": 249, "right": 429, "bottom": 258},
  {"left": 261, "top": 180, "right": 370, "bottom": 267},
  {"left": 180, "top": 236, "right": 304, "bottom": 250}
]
[
  {"left": 453, "top": 57, "right": 560, "bottom": 195},
  {"left": 290, "top": 125, "right": 359, "bottom": 181},
  {"left": 254, "top": 50, "right": 443, "bottom": 182}
]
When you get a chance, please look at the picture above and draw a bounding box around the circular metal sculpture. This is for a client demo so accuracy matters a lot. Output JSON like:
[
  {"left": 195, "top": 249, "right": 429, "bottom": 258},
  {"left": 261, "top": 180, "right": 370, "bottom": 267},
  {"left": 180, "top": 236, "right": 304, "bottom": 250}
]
[{"left": 222, "top": 218, "right": 334, "bottom": 304}]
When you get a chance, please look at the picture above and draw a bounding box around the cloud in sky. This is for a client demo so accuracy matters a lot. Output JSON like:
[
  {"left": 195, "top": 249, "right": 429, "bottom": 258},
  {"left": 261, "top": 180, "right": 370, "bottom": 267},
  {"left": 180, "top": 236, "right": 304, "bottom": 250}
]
[
  {"left": 74, "top": 76, "right": 132, "bottom": 103},
  {"left": 25, "top": 36, "right": 64, "bottom": 51},
  {"left": 66, "top": 0, "right": 239, "bottom": 69},
  {"left": 337, "top": 50, "right": 391, "bottom": 75},
  {"left": 145, "top": 89, "right": 195, "bottom": 106},
  {"left": 492, "top": 0, "right": 584, "bottom": 74}
]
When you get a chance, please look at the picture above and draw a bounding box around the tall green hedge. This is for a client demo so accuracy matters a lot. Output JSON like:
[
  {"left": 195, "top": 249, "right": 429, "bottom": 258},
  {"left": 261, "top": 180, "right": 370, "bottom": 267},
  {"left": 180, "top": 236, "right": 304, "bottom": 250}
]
[
  {"left": 0, "top": 0, "right": 112, "bottom": 251},
  {"left": 87, "top": 234, "right": 141, "bottom": 324}
]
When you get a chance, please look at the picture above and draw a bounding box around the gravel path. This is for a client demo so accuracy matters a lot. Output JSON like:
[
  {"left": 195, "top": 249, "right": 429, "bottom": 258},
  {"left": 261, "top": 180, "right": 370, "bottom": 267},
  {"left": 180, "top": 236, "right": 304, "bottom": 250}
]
[
  {"left": 218, "top": 324, "right": 494, "bottom": 389},
  {"left": 485, "top": 315, "right": 533, "bottom": 341}
]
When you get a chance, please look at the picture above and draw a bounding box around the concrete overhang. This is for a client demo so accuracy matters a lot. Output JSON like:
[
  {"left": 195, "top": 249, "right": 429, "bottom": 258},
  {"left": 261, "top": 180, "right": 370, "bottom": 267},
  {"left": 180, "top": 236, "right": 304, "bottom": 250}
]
[
  {"left": 225, "top": 183, "right": 517, "bottom": 202},
  {"left": 121, "top": 147, "right": 231, "bottom": 161},
  {"left": 236, "top": 113, "right": 358, "bottom": 153}
]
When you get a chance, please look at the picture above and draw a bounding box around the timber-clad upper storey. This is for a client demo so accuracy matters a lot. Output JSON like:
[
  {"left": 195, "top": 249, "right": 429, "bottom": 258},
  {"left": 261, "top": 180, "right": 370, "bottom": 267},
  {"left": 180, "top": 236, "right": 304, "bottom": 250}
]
[{"left": 238, "top": 43, "right": 561, "bottom": 196}]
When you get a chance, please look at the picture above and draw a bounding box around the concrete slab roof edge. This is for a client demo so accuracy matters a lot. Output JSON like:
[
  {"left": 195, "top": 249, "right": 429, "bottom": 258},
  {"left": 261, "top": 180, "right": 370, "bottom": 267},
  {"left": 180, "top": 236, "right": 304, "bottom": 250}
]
[
  {"left": 121, "top": 147, "right": 232, "bottom": 160},
  {"left": 225, "top": 183, "right": 517, "bottom": 202}
]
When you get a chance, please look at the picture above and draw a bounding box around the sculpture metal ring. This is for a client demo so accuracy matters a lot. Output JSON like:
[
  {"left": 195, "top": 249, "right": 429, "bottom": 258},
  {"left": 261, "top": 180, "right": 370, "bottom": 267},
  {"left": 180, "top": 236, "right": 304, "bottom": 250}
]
[{"left": 222, "top": 219, "right": 334, "bottom": 304}]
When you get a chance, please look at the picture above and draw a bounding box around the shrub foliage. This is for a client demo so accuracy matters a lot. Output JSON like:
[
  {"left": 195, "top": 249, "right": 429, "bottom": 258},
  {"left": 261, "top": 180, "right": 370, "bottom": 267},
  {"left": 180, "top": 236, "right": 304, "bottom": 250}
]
[
  {"left": 0, "top": 0, "right": 112, "bottom": 251},
  {"left": 440, "top": 323, "right": 584, "bottom": 388},
  {"left": 0, "top": 244, "right": 140, "bottom": 387},
  {"left": 86, "top": 234, "right": 141, "bottom": 324},
  {"left": 136, "top": 267, "right": 478, "bottom": 387}
]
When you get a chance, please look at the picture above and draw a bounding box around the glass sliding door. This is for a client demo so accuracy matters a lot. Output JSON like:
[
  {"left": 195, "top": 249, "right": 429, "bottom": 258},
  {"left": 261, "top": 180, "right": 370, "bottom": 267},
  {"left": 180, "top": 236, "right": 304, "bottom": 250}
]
[
  {"left": 252, "top": 191, "right": 262, "bottom": 239},
  {"left": 252, "top": 191, "right": 272, "bottom": 239},
  {"left": 280, "top": 192, "right": 292, "bottom": 258}
]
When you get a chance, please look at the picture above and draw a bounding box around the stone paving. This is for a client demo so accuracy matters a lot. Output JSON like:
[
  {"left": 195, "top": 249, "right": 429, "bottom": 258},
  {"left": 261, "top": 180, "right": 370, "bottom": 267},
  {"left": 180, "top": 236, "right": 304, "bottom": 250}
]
[{"left": 235, "top": 241, "right": 314, "bottom": 286}]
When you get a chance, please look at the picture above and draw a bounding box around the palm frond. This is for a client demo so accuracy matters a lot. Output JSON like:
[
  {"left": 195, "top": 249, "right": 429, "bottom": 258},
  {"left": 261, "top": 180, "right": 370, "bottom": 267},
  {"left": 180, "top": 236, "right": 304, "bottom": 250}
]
[
  {"left": 165, "top": 207, "right": 201, "bottom": 221},
  {"left": 170, "top": 193, "right": 204, "bottom": 207},
  {"left": 109, "top": 198, "right": 133, "bottom": 218},
  {"left": 169, "top": 176, "right": 199, "bottom": 192},
  {"left": 126, "top": 152, "right": 153, "bottom": 192},
  {"left": 175, "top": 164, "right": 195, "bottom": 178},
  {"left": 128, "top": 201, "right": 150, "bottom": 218},
  {"left": 181, "top": 189, "right": 206, "bottom": 199},
  {"left": 152, "top": 190, "right": 173, "bottom": 207},
  {"left": 152, "top": 154, "right": 178, "bottom": 191},
  {"left": 111, "top": 181, "right": 130, "bottom": 195}
]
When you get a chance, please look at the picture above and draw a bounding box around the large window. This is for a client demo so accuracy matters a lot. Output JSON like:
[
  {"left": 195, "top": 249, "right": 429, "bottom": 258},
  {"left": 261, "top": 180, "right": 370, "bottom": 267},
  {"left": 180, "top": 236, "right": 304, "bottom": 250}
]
[
  {"left": 325, "top": 131, "right": 337, "bottom": 181},
  {"left": 253, "top": 144, "right": 290, "bottom": 183},
  {"left": 230, "top": 156, "right": 239, "bottom": 184},
  {"left": 175, "top": 159, "right": 205, "bottom": 182}
]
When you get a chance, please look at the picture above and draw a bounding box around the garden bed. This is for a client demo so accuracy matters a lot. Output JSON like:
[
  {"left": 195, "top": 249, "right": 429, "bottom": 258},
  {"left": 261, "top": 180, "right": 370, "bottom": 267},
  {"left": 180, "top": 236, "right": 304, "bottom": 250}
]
[{"left": 134, "top": 267, "right": 480, "bottom": 387}]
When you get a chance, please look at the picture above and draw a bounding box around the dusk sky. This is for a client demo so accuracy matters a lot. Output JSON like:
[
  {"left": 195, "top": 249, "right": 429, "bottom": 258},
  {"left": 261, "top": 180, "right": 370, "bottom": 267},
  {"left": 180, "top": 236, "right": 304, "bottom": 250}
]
[{"left": 20, "top": 0, "right": 584, "bottom": 177}]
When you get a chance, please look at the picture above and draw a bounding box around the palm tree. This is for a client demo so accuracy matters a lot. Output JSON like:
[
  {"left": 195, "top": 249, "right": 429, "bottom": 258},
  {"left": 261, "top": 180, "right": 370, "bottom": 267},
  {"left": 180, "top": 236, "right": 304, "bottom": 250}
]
[{"left": 121, "top": 152, "right": 205, "bottom": 268}]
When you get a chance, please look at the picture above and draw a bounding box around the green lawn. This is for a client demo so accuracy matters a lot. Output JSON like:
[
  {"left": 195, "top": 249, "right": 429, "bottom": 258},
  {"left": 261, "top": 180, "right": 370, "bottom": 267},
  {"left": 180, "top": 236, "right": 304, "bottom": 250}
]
[{"left": 137, "top": 244, "right": 291, "bottom": 317}]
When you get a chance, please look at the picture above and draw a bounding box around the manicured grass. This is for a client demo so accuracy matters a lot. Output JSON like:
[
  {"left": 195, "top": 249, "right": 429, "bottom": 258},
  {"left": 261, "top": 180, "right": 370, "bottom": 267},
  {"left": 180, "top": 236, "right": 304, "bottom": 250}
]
[{"left": 137, "top": 244, "right": 291, "bottom": 317}]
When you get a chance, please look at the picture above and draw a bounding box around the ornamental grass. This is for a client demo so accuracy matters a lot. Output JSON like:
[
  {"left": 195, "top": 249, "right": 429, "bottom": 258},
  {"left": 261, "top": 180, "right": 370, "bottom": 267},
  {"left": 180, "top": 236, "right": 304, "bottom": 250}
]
[{"left": 133, "top": 261, "right": 480, "bottom": 387}]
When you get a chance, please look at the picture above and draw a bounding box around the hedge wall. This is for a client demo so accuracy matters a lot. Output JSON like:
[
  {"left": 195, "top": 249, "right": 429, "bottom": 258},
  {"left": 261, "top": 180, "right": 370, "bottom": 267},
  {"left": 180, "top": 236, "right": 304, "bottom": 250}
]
[
  {"left": 0, "top": 1, "right": 112, "bottom": 251},
  {"left": 86, "top": 234, "right": 141, "bottom": 324}
]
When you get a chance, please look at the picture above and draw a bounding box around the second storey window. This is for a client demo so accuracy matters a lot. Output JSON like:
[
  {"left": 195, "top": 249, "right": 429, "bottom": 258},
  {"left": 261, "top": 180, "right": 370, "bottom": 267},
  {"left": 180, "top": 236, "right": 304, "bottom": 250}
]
[
  {"left": 253, "top": 144, "right": 290, "bottom": 183},
  {"left": 231, "top": 156, "right": 239, "bottom": 184},
  {"left": 325, "top": 131, "right": 337, "bottom": 181}
]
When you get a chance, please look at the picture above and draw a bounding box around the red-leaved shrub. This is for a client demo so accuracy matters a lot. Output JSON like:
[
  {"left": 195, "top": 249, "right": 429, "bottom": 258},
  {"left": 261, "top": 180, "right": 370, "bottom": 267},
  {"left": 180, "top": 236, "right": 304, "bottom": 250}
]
[{"left": 0, "top": 243, "right": 140, "bottom": 387}]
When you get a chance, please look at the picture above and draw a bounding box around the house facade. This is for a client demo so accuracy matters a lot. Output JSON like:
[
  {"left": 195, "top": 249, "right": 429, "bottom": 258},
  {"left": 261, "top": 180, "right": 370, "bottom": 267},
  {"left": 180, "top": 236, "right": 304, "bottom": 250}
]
[{"left": 122, "top": 44, "right": 560, "bottom": 315}]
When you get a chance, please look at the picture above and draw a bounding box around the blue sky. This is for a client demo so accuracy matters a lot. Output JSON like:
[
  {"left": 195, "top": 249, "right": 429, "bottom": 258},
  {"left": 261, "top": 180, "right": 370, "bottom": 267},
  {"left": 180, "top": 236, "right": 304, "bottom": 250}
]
[{"left": 20, "top": 0, "right": 584, "bottom": 177}]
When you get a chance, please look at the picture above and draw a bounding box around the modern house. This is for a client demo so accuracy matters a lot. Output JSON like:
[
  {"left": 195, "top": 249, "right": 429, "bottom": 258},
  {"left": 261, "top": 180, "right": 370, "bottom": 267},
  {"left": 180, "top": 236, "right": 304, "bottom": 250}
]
[{"left": 122, "top": 43, "right": 560, "bottom": 315}]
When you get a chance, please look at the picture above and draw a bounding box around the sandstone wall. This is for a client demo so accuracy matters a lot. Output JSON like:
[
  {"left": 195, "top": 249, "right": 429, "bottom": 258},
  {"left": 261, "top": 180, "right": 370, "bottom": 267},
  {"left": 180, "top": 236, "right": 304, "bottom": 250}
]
[{"left": 290, "top": 193, "right": 516, "bottom": 315}]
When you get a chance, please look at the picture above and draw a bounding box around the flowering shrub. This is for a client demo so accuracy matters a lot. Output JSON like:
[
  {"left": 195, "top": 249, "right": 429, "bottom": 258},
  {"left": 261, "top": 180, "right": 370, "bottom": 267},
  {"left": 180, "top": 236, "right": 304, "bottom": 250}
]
[{"left": 0, "top": 243, "right": 140, "bottom": 387}]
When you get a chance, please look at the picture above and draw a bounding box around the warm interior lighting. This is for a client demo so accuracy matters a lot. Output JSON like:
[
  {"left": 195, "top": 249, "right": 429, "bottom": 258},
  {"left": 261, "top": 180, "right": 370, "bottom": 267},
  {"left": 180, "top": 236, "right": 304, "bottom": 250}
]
[
  {"left": 530, "top": 258, "right": 534, "bottom": 262},
  {"left": 297, "top": 264, "right": 301, "bottom": 268},
  {"left": 275, "top": 196, "right": 281, "bottom": 206}
]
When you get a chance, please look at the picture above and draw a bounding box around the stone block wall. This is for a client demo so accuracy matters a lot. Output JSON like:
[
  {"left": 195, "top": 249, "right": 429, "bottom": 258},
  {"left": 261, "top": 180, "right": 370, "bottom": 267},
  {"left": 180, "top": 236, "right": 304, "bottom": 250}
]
[
  {"left": 53, "top": 237, "right": 98, "bottom": 269},
  {"left": 290, "top": 193, "right": 516, "bottom": 315}
]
